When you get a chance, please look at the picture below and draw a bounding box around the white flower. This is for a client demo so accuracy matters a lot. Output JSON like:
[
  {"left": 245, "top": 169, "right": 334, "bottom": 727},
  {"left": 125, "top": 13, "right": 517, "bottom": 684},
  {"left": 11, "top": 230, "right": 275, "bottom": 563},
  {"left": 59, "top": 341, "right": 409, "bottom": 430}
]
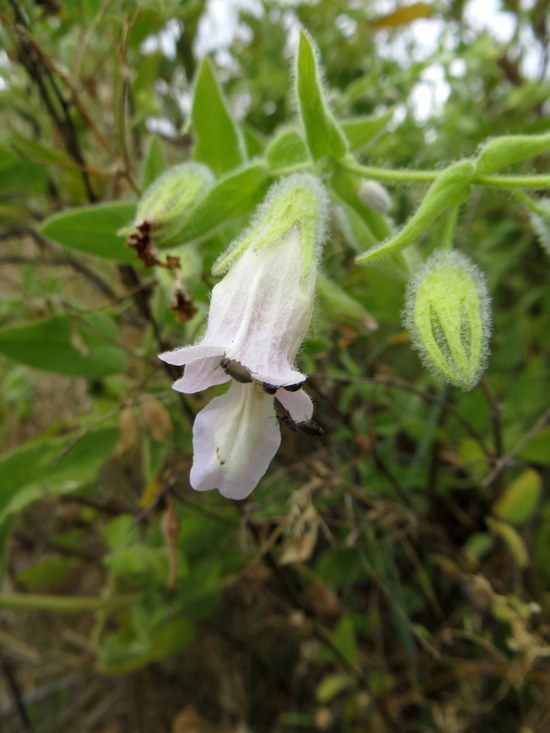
[
  {"left": 190, "top": 382, "right": 314, "bottom": 500},
  {"left": 159, "top": 174, "right": 329, "bottom": 499}
]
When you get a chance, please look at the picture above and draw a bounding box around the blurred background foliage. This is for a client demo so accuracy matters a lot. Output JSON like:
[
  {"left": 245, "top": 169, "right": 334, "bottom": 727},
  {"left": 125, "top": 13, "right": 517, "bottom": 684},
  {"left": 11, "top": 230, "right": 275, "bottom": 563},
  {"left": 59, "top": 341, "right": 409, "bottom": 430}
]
[{"left": 0, "top": 0, "right": 549, "bottom": 731}]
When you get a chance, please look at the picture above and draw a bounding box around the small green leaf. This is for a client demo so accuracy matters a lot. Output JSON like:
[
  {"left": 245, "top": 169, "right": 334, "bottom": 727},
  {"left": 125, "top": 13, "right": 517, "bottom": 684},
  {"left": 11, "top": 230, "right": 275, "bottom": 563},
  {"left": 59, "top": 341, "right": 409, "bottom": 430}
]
[
  {"left": 173, "top": 162, "right": 269, "bottom": 244},
  {"left": 16, "top": 556, "right": 77, "bottom": 591},
  {"left": 519, "top": 427, "right": 550, "bottom": 465},
  {"left": 486, "top": 518, "right": 529, "bottom": 567},
  {"left": 341, "top": 111, "right": 394, "bottom": 151},
  {"left": 494, "top": 469, "right": 541, "bottom": 524},
  {"left": 0, "top": 428, "right": 118, "bottom": 524},
  {"left": 140, "top": 136, "right": 166, "bottom": 189},
  {"left": 476, "top": 132, "right": 550, "bottom": 175},
  {"left": 0, "top": 313, "right": 127, "bottom": 377},
  {"left": 0, "top": 426, "right": 117, "bottom": 581},
  {"left": 316, "top": 674, "right": 354, "bottom": 703},
  {"left": 98, "top": 611, "right": 195, "bottom": 675},
  {"left": 463, "top": 532, "right": 493, "bottom": 567},
  {"left": 295, "top": 30, "right": 348, "bottom": 162},
  {"left": 356, "top": 160, "right": 476, "bottom": 263},
  {"left": 243, "top": 125, "right": 265, "bottom": 157},
  {"left": 191, "top": 56, "right": 246, "bottom": 175},
  {"left": 266, "top": 128, "right": 310, "bottom": 173},
  {"left": 332, "top": 615, "right": 357, "bottom": 666},
  {"left": 40, "top": 202, "right": 137, "bottom": 262}
]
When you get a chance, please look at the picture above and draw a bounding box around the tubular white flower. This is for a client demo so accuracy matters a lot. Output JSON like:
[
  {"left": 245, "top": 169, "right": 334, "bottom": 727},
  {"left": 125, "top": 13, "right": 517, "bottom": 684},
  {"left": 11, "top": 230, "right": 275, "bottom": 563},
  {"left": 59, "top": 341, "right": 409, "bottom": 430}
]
[
  {"left": 159, "top": 173, "right": 329, "bottom": 388},
  {"left": 159, "top": 173, "right": 328, "bottom": 499}
]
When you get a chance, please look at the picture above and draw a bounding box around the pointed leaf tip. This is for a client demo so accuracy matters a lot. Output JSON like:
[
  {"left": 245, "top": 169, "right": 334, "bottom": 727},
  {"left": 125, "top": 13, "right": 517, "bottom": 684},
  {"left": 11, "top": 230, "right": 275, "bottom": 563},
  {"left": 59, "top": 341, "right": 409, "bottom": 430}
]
[{"left": 295, "top": 30, "right": 348, "bottom": 162}]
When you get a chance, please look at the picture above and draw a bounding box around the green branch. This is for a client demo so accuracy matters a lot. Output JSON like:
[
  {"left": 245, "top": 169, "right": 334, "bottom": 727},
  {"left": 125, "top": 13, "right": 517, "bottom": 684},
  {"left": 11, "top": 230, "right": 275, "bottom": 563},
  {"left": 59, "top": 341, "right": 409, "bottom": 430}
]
[
  {"left": 342, "top": 160, "right": 550, "bottom": 189},
  {"left": 0, "top": 593, "right": 138, "bottom": 612}
]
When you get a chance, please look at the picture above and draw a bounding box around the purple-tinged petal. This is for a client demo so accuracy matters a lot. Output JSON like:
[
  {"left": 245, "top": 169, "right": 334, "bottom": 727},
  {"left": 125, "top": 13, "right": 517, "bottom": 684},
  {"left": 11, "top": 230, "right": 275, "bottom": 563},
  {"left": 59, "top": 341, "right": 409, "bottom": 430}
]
[
  {"left": 202, "top": 226, "right": 315, "bottom": 387},
  {"left": 251, "top": 366, "right": 307, "bottom": 388},
  {"left": 276, "top": 388, "right": 313, "bottom": 422},
  {"left": 190, "top": 383, "right": 281, "bottom": 500},
  {"left": 159, "top": 344, "right": 224, "bottom": 367},
  {"left": 172, "top": 356, "right": 230, "bottom": 394}
]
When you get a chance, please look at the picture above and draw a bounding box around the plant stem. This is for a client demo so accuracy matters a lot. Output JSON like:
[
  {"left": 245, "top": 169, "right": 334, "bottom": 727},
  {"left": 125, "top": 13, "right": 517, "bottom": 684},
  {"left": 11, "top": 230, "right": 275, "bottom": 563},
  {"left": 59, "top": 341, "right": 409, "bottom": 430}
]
[
  {"left": 342, "top": 160, "right": 550, "bottom": 189},
  {"left": 513, "top": 190, "right": 548, "bottom": 215},
  {"left": 441, "top": 204, "right": 460, "bottom": 249},
  {"left": 0, "top": 593, "right": 138, "bottom": 612}
]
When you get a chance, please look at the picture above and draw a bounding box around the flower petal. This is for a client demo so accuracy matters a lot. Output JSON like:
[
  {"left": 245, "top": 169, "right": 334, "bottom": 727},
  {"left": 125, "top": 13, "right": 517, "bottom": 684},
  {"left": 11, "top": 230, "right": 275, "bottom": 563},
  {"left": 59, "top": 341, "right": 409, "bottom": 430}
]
[
  {"left": 158, "top": 344, "right": 224, "bottom": 367},
  {"left": 172, "top": 355, "right": 230, "bottom": 394},
  {"left": 190, "top": 383, "right": 281, "bottom": 500},
  {"left": 276, "top": 388, "right": 313, "bottom": 422},
  {"left": 199, "top": 226, "right": 315, "bottom": 386}
]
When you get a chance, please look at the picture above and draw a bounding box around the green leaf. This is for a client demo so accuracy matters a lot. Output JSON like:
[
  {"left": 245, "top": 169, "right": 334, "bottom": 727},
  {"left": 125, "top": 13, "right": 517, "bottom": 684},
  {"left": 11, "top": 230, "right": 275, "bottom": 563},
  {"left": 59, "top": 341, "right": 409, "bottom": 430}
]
[
  {"left": 463, "top": 532, "right": 493, "bottom": 567},
  {"left": 243, "top": 125, "right": 265, "bottom": 158},
  {"left": 0, "top": 144, "right": 48, "bottom": 194},
  {"left": 494, "top": 469, "right": 541, "bottom": 524},
  {"left": 341, "top": 111, "right": 394, "bottom": 151},
  {"left": 16, "top": 556, "right": 77, "bottom": 591},
  {"left": 0, "top": 313, "right": 127, "bottom": 377},
  {"left": 476, "top": 132, "right": 550, "bottom": 175},
  {"left": 266, "top": 128, "right": 310, "bottom": 173},
  {"left": 518, "top": 427, "right": 550, "bottom": 465},
  {"left": 316, "top": 674, "right": 354, "bottom": 703},
  {"left": 332, "top": 615, "right": 357, "bottom": 665},
  {"left": 356, "top": 160, "right": 476, "bottom": 263},
  {"left": 486, "top": 518, "right": 529, "bottom": 567},
  {"left": 317, "top": 272, "right": 378, "bottom": 330},
  {"left": 0, "top": 428, "right": 118, "bottom": 525},
  {"left": 40, "top": 202, "right": 137, "bottom": 262},
  {"left": 172, "top": 162, "right": 269, "bottom": 244},
  {"left": 0, "top": 427, "right": 117, "bottom": 580},
  {"left": 98, "top": 613, "right": 195, "bottom": 675},
  {"left": 191, "top": 56, "right": 246, "bottom": 175},
  {"left": 295, "top": 30, "right": 348, "bottom": 162},
  {"left": 140, "top": 136, "right": 166, "bottom": 189}
]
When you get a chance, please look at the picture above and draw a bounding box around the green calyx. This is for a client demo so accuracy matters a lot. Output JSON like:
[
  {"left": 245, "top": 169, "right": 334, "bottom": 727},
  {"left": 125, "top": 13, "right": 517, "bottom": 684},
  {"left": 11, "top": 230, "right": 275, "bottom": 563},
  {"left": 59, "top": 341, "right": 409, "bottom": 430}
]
[
  {"left": 212, "top": 173, "right": 329, "bottom": 278},
  {"left": 132, "top": 163, "right": 214, "bottom": 244},
  {"left": 404, "top": 249, "right": 492, "bottom": 391}
]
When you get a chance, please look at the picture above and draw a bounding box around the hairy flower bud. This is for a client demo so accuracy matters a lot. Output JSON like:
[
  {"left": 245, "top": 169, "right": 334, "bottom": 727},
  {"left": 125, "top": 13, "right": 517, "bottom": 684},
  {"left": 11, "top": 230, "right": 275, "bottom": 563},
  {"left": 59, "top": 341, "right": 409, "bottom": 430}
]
[
  {"left": 403, "top": 249, "right": 491, "bottom": 390},
  {"left": 357, "top": 179, "right": 392, "bottom": 214},
  {"left": 122, "top": 163, "right": 214, "bottom": 246},
  {"left": 160, "top": 173, "right": 329, "bottom": 499}
]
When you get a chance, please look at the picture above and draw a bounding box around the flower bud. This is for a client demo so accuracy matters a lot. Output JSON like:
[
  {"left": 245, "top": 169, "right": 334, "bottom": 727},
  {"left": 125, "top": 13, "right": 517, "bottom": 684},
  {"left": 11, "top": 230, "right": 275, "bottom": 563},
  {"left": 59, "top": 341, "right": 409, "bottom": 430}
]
[
  {"left": 357, "top": 179, "right": 392, "bottom": 214},
  {"left": 403, "top": 249, "right": 491, "bottom": 390},
  {"left": 124, "top": 163, "right": 214, "bottom": 246}
]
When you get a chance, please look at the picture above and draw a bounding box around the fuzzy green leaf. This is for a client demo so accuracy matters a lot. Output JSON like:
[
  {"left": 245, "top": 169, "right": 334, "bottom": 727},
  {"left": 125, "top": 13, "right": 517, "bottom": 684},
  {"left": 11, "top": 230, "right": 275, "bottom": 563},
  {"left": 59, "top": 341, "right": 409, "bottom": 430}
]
[
  {"left": 40, "top": 202, "right": 137, "bottom": 262},
  {"left": 0, "top": 313, "right": 127, "bottom": 377},
  {"left": 172, "top": 162, "right": 269, "bottom": 244},
  {"left": 266, "top": 128, "right": 310, "bottom": 173},
  {"left": 494, "top": 469, "right": 541, "bottom": 524},
  {"left": 341, "top": 111, "right": 394, "bottom": 151},
  {"left": 295, "top": 30, "right": 348, "bottom": 162},
  {"left": 476, "top": 132, "right": 550, "bottom": 175},
  {"left": 140, "top": 136, "right": 166, "bottom": 189},
  {"left": 356, "top": 160, "right": 476, "bottom": 263},
  {"left": 191, "top": 56, "right": 246, "bottom": 175}
]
